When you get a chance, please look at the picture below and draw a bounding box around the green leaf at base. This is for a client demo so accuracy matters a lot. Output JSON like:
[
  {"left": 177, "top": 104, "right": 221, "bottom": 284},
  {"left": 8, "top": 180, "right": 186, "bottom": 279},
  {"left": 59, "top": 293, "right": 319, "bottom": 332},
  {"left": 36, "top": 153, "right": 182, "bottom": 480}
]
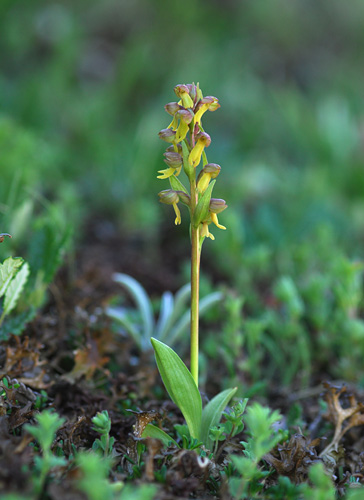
[
  {"left": 151, "top": 338, "right": 202, "bottom": 440},
  {"left": 201, "top": 387, "right": 237, "bottom": 449}
]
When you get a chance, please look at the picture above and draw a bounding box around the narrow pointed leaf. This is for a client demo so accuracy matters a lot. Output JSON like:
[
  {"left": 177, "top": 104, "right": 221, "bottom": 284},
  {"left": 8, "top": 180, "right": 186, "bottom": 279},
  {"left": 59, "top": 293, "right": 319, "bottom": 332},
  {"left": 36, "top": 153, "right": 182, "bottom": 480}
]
[
  {"left": 3, "top": 262, "right": 29, "bottom": 317},
  {"left": 151, "top": 338, "right": 202, "bottom": 439},
  {"left": 156, "top": 291, "right": 174, "bottom": 341},
  {"left": 169, "top": 175, "right": 189, "bottom": 195},
  {"left": 201, "top": 387, "right": 237, "bottom": 449},
  {"left": 181, "top": 140, "right": 194, "bottom": 180},
  {"left": 113, "top": 273, "right": 154, "bottom": 340},
  {"left": 142, "top": 423, "right": 179, "bottom": 448},
  {"left": 106, "top": 306, "right": 143, "bottom": 350},
  {"left": 193, "top": 180, "right": 215, "bottom": 228}
]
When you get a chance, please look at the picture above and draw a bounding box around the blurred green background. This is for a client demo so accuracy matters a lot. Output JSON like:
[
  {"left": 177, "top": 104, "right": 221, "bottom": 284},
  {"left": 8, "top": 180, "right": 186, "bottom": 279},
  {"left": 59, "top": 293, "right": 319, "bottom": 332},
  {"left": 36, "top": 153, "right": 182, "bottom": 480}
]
[{"left": 2, "top": 0, "right": 364, "bottom": 389}]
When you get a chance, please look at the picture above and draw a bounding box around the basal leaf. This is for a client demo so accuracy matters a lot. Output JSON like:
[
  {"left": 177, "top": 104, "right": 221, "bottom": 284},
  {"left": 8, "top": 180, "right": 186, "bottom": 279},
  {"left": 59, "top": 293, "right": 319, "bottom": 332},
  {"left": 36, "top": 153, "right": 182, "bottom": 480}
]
[
  {"left": 3, "top": 262, "right": 30, "bottom": 317},
  {"left": 201, "top": 387, "right": 237, "bottom": 449},
  {"left": 151, "top": 338, "right": 202, "bottom": 439},
  {"left": 0, "top": 257, "right": 23, "bottom": 298},
  {"left": 113, "top": 273, "right": 154, "bottom": 340},
  {"left": 141, "top": 423, "right": 179, "bottom": 448}
]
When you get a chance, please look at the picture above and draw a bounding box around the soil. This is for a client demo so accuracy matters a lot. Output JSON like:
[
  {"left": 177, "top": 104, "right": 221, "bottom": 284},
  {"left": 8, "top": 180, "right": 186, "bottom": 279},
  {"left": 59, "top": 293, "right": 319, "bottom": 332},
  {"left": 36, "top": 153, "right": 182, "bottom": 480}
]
[{"left": 1, "top": 220, "right": 364, "bottom": 499}]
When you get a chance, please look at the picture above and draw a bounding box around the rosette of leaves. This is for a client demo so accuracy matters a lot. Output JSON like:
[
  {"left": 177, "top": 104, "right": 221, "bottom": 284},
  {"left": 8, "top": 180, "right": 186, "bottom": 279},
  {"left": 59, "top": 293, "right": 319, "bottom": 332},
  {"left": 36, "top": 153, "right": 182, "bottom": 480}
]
[{"left": 106, "top": 273, "right": 223, "bottom": 352}]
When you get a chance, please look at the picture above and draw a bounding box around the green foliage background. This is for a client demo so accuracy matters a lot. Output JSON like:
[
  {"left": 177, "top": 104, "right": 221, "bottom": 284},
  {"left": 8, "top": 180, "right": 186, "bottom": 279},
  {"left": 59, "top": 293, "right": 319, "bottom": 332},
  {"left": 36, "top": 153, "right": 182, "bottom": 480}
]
[{"left": 1, "top": 0, "right": 364, "bottom": 388}]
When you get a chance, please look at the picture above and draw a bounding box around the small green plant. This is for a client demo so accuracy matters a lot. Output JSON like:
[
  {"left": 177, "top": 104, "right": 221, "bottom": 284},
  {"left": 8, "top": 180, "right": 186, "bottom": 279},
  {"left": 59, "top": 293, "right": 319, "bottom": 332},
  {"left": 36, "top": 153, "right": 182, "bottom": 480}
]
[
  {"left": 92, "top": 410, "right": 115, "bottom": 457},
  {"left": 76, "top": 452, "right": 123, "bottom": 500},
  {"left": 107, "top": 273, "right": 222, "bottom": 351},
  {"left": 209, "top": 399, "right": 248, "bottom": 456},
  {"left": 228, "top": 403, "right": 283, "bottom": 499},
  {"left": 0, "top": 255, "right": 30, "bottom": 329},
  {"left": 141, "top": 83, "right": 236, "bottom": 450},
  {"left": 24, "top": 410, "right": 67, "bottom": 496}
]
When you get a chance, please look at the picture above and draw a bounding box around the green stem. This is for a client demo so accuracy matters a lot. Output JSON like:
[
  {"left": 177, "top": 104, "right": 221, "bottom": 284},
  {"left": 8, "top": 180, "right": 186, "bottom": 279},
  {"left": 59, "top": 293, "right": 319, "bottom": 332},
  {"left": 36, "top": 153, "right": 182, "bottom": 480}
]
[{"left": 190, "top": 180, "right": 200, "bottom": 386}]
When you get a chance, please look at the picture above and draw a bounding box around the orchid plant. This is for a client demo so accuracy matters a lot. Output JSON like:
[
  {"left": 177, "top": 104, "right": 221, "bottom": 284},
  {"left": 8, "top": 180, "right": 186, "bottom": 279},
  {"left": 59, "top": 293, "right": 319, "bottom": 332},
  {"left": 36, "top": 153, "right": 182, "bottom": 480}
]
[{"left": 144, "top": 83, "right": 236, "bottom": 448}]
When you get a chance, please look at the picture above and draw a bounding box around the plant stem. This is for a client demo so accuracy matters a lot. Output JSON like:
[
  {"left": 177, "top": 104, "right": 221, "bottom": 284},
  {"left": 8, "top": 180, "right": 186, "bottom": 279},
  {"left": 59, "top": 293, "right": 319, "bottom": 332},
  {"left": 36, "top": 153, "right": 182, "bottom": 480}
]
[{"left": 190, "top": 179, "right": 200, "bottom": 386}]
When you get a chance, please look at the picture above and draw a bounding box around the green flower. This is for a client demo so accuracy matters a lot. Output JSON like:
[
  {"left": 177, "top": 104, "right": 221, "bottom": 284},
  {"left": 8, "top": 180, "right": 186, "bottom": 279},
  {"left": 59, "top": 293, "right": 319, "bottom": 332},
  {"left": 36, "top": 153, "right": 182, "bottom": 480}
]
[
  {"left": 193, "top": 96, "right": 220, "bottom": 127},
  {"left": 197, "top": 163, "right": 221, "bottom": 194},
  {"left": 200, "top": 198, "right": 227, "bottom": 240},
  {"left": 189, "top": 132, "right": 211, "bottom": 168},
  {"left": 158, "top": 189, "right": 190, "bottom": 225},
  {"left": 174, "top": 84, "right": 194, "bottom": 108},
  {"left": 157, "top": 152, "right": 183, "bottom": 179},
  {"left": 158, "top": 128, "right": 176, "bottom": 143}
]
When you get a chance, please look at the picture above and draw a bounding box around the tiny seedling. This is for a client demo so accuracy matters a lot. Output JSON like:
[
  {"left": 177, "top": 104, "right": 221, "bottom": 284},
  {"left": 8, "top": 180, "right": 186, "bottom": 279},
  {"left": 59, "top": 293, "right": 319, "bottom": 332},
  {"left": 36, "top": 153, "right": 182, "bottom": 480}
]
[
  {"left": 24, "top": 410, "right": 66, "bottom": 496},
  {"left": 92, "top": 410, "right": 115, "bottom": 457}
]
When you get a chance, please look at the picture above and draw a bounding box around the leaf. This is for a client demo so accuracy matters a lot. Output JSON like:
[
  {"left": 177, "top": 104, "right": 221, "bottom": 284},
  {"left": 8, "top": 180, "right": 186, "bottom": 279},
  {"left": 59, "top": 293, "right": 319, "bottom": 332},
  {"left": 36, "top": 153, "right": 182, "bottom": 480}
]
[
  {"left": 142, "top": 423, "right": 179, "bottom": 448},
  {"left": 169, "top": 175, "right": 189, "bottom": 195},
  {"left": 3, "top": 262, "right": 29, "bottom": 317},
  {"left": 113, "top": 273, "right": 154, "bottom": 341},
  {"left": 167, "top": 291, "right": 223, "bottom": 346},
  {"left": 193, "top": 180, "right": 215, "bottom": 228},
  {"left": 201, "top": 387, "right": 237, "bottom": 448},
  {"left": 151, "top": 338, "right": 202, "bottom": 439},
  {"left": 181, "top": 140, "right": 194, "bottom": 180},
  {"left": 106, "top": 306, "right": 144, "bottom": 350},
  {"left": 155, "top": 291, "right": 174, "bottom": 340},
  {"left": 0, "top": 257, "right": 23, "bottom": 298},
  {"left": 0, "top": 307, "right": 36, "bottom": 340}
]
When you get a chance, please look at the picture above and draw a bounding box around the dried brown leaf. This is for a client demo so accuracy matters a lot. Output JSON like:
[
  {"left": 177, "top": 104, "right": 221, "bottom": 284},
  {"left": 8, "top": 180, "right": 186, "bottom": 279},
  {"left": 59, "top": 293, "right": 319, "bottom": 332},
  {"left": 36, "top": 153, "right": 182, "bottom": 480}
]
[{"left": 264, "top": 434, "right": 322, "bottom": 483}]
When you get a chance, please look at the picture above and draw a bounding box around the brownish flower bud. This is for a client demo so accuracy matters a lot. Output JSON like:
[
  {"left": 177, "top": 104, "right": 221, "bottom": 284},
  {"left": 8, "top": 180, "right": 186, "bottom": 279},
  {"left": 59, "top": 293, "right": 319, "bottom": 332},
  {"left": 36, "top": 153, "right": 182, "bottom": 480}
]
[
  {"left": 177, "top": 108, "right": 194, "bottom": 124},
  {"left": 176, "top": 191, "right": 191, "bottom": 206},
  {"left": 164, "top": 102, "right": 182, "bottom": 116},
  {"left": 166, "top": 144, "right": 182, "bottom": 154},
  {"left": 158, "top": 189, "right": 179, "bottom": 205},
  {"left": 209, "top": 198, "right": 227, "bottom": 214},
  {"left": 163, "top": 152, "right": 183, "bottom": 168},
  {"left": 158, "top": 128, "right": 176, "bottom": 143}
]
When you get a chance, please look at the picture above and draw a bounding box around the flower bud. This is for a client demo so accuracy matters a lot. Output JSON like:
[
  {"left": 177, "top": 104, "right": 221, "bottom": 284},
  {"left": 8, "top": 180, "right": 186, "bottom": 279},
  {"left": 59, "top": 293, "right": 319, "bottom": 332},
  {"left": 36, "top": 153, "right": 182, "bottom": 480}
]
[
  {"left": 186, "top": 83, "right": 197, "bottom": 102},
  {"left": 209, "top": 198, "right": 227, "bottom": 214},
  {"left": 166, "top": 144, "right": 182, "bottom": 154},
  {"left": 163, "top": 152, "right": 183, "bottom": 168},
  {"left": 158, "top": 190, "right": 182, "bottom": 225},
  {"left": 176, "top": 191, "right": 191, "bottom": 206},
  {"left": 158, "top": 128, "right": 176, "bottom": 143},
  {"left": 174, "top": 84, "right": 194, "bottom": 108},
  {"left": 164, "top": 102, "right": 181, "bottom": 116},
  {"left": 158, "top": 189, "right": 179, "bottom": 205},
  {"left": 177, "top": 108, "right": 194, "bottom": 124}
]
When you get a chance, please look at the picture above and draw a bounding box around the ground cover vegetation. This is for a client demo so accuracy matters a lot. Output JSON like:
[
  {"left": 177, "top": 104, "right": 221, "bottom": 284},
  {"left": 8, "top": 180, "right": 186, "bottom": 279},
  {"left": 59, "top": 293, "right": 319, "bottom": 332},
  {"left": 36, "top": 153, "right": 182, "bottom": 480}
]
[{"left": 1, "top": 0, "right": 364, "bottom": 498}]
